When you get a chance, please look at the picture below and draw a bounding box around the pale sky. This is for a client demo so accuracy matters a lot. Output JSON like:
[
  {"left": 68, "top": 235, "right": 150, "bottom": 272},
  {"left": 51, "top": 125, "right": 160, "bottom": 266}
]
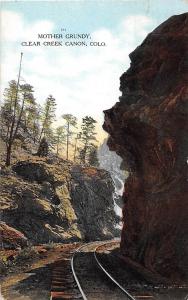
[{"left": 1, "top": 0, "right": 187, "bottom": 141}]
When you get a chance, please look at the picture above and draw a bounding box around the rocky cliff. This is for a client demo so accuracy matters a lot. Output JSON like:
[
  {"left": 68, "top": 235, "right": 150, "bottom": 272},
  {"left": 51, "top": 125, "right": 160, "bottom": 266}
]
[
  {"left": 103, "top": 13, "right": 188, "bottom": 283},
  {"left": 98, "top": 139, "right": 128, "bottom": 195},
  {"left": 0, "top": 157, "right": 119, "bottom": 246}
]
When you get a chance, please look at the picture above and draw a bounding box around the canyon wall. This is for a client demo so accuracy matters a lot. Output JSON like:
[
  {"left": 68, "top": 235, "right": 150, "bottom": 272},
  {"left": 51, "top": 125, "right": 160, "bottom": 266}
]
[
  {"left": 0, "top": 158, "right": 119, "bottom": 246},
  {"left": 103, "top": 13, "right": 188, "bottom": 282}
]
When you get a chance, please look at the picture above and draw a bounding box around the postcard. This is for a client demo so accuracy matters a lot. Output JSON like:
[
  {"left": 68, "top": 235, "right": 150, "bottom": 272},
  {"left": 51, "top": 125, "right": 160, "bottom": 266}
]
[{"left": 0, "top": 1, "right": 188, "bottom": 299}]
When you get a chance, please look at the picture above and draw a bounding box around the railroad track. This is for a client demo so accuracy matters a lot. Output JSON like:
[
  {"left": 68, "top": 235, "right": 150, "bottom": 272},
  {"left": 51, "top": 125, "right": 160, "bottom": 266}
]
[
  {"left": 50, "top": 244, "right": 83, "bottom": 300},
  {"left": 50, "top": 240, "right": 134, "bottom": 299},
  {"left": 94, "top": 242, "right": 157, "bottom": 300},
  {"left": 71, "top": 240, "right": 132, "bottom": 299},
  {"left": 50, "top": 240, "right": 187, "bottom": 300}
]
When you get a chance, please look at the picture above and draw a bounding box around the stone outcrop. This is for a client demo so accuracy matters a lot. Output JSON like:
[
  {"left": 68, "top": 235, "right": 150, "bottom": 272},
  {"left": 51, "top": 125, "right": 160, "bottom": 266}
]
[
  {"left": 0, "top": 222, "right": 28, "bottom": 249},
  {"left": 71, "top": 165, "right": 119, "bottom": 240},
  {"left": 0, "top": 158, "right": 119, "bottom": 244},
  {"left": 103, "top": 13, "right": 188, "bottom": 283}
]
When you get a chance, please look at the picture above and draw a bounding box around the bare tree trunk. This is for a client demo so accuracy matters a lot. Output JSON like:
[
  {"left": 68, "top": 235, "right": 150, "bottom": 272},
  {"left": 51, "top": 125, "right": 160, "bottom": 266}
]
[
  {"left": 83, "top": 141, "right": 88, "bottom": 163},
  {"left": 66, "top": 122, "right": 70, "bottom": 160},
  {"left": 73, "top": 137, "right": 78, "bottom": 162},
  {"left": 5, "top": 53, "right": 23, "bottom": 166},
  {"left": 39, "top": 125, "right": 44, "bottom": 144},
  {"left": 12, "top": 93, "right": 26, "bottom": 142},
  {"left": 33, "top": 120, "right": 37, "bottom": 144},
  {"left": 39, "top": 104, "right": 50, "bottom": 144},
  {"left": 6, "top": 143, "right": 12, "bottom": 166}
]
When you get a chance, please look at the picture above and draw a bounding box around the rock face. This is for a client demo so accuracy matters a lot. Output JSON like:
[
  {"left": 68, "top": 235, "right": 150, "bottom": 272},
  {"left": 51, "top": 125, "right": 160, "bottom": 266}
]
[
  {"left": 103, "top": 13, "right": 188, "bottom": 282},
  {"left": 0, "top": 158, "right": 119, "bottom": 244},
  {"left": 0, "top": 222, "right": 28, "bottom": 249},
  {"left": 71, "top": 165, "right": 119, "bottom": 240}
]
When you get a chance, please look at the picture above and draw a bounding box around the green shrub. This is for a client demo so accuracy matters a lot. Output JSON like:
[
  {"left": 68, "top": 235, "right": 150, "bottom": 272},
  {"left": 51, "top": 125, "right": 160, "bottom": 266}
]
[
  {"left": 44, "top": 241, "right": 55, "bottom": 250},
  {"left": 15, "top": 246, "right": 39, "bottom": 262}
]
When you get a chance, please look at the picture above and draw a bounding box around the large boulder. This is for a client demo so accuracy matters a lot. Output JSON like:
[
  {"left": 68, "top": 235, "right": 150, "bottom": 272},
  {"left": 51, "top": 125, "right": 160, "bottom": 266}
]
[
  {"left": 71, "top": 165, "right": 120, "bottom": 240},
  {"left": 0, "top": 222, "right": 28, "bottom": 249},
  {"left": 103, "top": 13, "right": 188, "bottom": 283},
  {"left": 0, "top": 158, "right": 119, "bottom": 244}
]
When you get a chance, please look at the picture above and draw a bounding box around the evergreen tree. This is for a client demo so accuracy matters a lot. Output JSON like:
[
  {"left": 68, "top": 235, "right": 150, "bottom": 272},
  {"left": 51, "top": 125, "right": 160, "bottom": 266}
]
[
  {"left": 88, "top": 145, "right": 99, "bottom": 167},
  {"left": 62, "top": 114, "right": 77, "bottom": 160},
  {"left": 0, "top": 54, "right": 38, "bottom": 165},
  {"left": 73, "top": 132, "right": 81, "bottom": 162},
  {"left": 79, "top": 116, "right": 97, "bottom": 163},
  {"left": 13, "top": 83, "right": 35, "bottom": 140},
  {"left": 0, "top": 54, "right": 42, "bottom": 165},
  {"left": 22, "top": 95, "right": 40, "bottom": 144},
  {"left": 1, "top": 80, "right": 20, "bottom": 166},
  {"left": 1, "top": 80, "right": 18, "bottom": 144},
  {"left": 39, "top": 95, "right": 56, "bottom": 144},
  {"left": 1, "top": 79, "right": 39, "bottom": 163},
  {"left": 54, "top": 126, "right": 66, "bottom": 155},
  {"left": 78, "top": 147, "right": 85, "bottom": 164},
  {"left": 3, "top": 53, "right": 23, "bottom": 166},
  {"left": 29, "top": 103, "right": 41, "bottom": 144},
  {"left": 37, "top": 137, "right": 49, "bottom": 157}
]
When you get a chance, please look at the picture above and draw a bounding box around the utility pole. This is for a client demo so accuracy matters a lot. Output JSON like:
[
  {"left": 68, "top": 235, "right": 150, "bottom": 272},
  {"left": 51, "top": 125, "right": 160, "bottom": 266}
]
[
  {"left": 66, "top": 121, "right": 69, "bottom": 160},
  {"left": 6, "top": 52, "right": 23, "bottom": 166}
]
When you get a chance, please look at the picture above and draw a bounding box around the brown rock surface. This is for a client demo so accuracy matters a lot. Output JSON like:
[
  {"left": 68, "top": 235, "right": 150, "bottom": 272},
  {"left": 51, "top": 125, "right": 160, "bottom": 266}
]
[
  {"left": 0, "top": 157, "right": 119, "bottom": 244},
  {"left": 103, "top": 13, "right": 188, "bottom": 283},
  {"left": 0, "top": 222, "right": 27, "bottom": 249}
]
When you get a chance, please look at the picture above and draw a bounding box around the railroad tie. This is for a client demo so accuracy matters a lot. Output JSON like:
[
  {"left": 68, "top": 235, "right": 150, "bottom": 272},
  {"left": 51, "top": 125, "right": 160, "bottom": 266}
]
[
  {"left": 50, "top": 258, "right": 82, "bottom": 300},
  {"left": 133, "top": 295, "right": 156, "bottom": 299}
]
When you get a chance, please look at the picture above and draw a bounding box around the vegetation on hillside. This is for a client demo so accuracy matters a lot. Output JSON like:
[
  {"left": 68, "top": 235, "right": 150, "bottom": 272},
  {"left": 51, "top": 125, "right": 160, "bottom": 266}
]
[{"left": 0, "top": 55, "right": 99, "bottom": 167}]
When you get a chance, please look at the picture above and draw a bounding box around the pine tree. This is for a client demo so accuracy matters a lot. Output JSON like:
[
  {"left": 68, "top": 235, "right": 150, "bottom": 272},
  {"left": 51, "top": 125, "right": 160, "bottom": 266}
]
[
  {"left": 0, "top": 54, "right": 40, "bottom": 165},
  {"left": 14, "top": 83, "right": 35, "bottom": 140},
  {"left": 3, "top": 53, "right": 23, "bottom": 166},
  {"left": 62, "top": 114, "right": 77, "bottom": 160},
  {"left": 73, "top": 132, "right": 81, "bottom": 162},
  {"left": 54, "top": 126, "right": 66, "bottom": 155},
  {"left": 39, "top": 95, "right": 56, "bottom": 144},
  {"left": 1, "top": 80, "right": 18, "bottom": 144},
  {"left": 79, "top": 116, "right": 97, "bottom": 164},
  {"left": 88, "top": 145, "right": 99, "bottom": 167},
  {"left": 78, "top": 148, "right": 85, "bottom": 164},
  {"left": 1, "top": 79, "right": 20, "bottom": 166},
  {"left": 22, "top": 94, "right": 40, "bottom": 144},
  {"left": 29, "top": 104, "right": 41, "bottom": 144},
  {"left": 37, "top": 137, "right": 49, "bottom": 157},
  {"left": 1, "top": 79, "right": 39, "bottom": 163},
  {"left": 0, "top": 52, "right": 41, "bottom": 165}
]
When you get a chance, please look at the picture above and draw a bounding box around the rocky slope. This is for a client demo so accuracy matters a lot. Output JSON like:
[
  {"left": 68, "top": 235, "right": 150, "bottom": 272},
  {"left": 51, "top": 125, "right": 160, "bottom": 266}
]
[
  {"left": 103, "top": 13, "right": 188, "bottom": 283},
  {"left": 0, "top": 157, "right": 119, "bottom": 246},
  {"left": 0, "top": 222, "right": 28, "bottom": 249}
]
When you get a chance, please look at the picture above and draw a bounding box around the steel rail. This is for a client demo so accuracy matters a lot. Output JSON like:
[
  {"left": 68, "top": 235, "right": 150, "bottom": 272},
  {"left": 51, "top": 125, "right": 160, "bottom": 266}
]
[
  {"left": 71, "top": 242, "right": 100, "bottom": 300},
  {"left": 71, "top": 240, "right": 137, "bottom": 300},
  {"left": 94, "top": 241, "right": 137, "bottom": 300}
]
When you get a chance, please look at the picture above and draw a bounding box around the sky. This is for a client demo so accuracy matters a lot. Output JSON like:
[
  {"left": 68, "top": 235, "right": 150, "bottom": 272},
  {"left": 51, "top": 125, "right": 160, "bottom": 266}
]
[{"left": 1, "top": 0, "right": 188, "bottom": 141}]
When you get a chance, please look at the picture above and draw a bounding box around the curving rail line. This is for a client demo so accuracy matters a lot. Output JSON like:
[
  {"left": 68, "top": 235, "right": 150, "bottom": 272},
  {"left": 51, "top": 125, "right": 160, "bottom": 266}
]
[
  {"left": 71, "top": 240, "right": 137, "bottom": 300},
  {"left": 94, "top": 242, "right": 136, "bottom": 300},
  {"left": 94, "top": 242, "right": 158, "bottom": 300},
  {"left": 71, "top": 242, "right": 94, "bottom": 300}
]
